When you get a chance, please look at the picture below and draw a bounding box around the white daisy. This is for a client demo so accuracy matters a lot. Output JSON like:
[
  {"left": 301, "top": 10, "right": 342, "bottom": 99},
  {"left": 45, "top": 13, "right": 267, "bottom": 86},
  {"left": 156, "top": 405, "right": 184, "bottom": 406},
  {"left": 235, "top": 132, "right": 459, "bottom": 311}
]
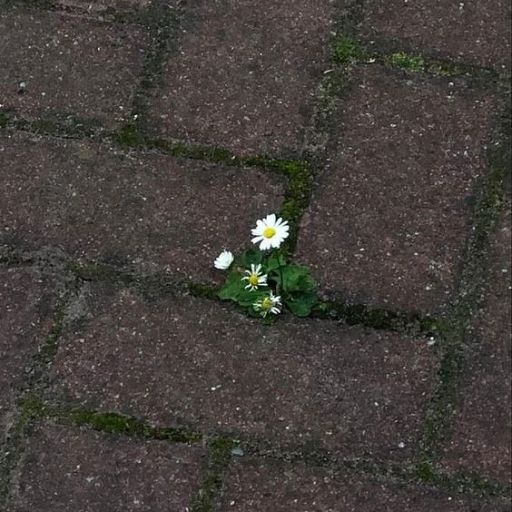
[
  {"left": 242, "top": 264, "right": 268, "bottom": 291},
  {"left": 251, "top": 214, "right": 289, "bottom": 250},
  {"left": 253, "top": 292, "right": 282, "bottom": 317},
  {"left": 214, "top": 250, "right": 234, "bottom": 270}
]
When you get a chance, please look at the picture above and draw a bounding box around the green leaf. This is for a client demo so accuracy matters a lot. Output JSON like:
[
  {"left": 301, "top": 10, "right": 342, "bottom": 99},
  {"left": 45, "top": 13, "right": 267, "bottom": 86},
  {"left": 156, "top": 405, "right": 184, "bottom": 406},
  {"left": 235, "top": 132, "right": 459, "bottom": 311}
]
[
  {"left": 279, "top": 265, "right": 316, "bottom": 293},
  {"left": 218, "top": 271, "right": 245, "bottom": 301},
  {"left": 264, "top": 252, "right": 287, "bottom": 273},
  {"left": 284, "top": 290, "right": 318, "bottom": 317},
  {"left": 240, "top": 249, "right": 262, "bottom": 267},
  {"left": 236, "top": 289, "right": 267, "bottom": 307}
]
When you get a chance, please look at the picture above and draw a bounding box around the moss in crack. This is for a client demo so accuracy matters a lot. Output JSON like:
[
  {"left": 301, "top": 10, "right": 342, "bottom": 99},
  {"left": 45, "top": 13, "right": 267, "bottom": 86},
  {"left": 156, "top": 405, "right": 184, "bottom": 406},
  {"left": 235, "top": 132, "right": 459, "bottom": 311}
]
[
  {"left": 130, "top": 3, "right": 180, "bottom": 128},
  {"left": 388, "top": 52, "right": 425, "bottom": 72},
  {"left": 414, "top": 461, "right": 509, "bottom": 498},
  {"left": 0, "top": 111, "right": 11, "bottom": 128},
  {"left": 418, "top": 105, "right": 510, "bottom": 464},
  {"left": 419, "top": 343, "right": 464, "bottom": 461},
  {"left": 188, "top": 283, "right": 220, "bottom": 300},
  {"left": 63, "top": 409, "right": 201, "bottom": 444},
  {"left": 115, "top": 122, "right": 146, "bottom": 147},
  {"left": 312, "top": 300, "right": 444, "bottom": 335},
  {"left": 190, "top": 437, "right": 235, "bottom": 512},
  {"left": 333, "top": 35, "right": 365, "bottom": 65}
]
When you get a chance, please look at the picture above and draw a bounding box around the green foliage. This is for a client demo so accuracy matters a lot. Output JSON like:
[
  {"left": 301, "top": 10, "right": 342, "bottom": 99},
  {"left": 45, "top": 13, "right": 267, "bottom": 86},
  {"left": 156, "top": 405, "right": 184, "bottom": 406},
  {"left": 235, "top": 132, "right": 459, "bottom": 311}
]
[
  {"left": 389, "top": 52, "right": 425, "bottom": 72},
  {"left": 333, "top": 36, "right": 364, "bottom": 65},
  {"left": 217, "top": 249, "right": 319, "bottom": 319}
]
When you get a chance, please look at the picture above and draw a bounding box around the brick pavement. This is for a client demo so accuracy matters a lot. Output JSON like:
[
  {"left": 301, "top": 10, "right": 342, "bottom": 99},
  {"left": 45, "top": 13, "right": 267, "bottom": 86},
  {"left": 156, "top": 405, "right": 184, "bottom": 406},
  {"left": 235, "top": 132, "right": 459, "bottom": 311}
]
[{"left": 0, "top": 0, "right": 510, "bottom": 510}]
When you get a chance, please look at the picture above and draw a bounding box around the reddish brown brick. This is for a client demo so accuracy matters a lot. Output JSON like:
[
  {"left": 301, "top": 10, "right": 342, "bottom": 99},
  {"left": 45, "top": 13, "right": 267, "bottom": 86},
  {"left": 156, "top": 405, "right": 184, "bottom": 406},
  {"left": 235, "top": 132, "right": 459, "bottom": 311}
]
[
  {"left": 9, "top": 423, "right": 204, "bottom": 512},
  {"left": 361, "top": 0, "right": 511, "bottom": 70},
  {"left": 52, "top": 289, "right": 438, "bottom": 462},
  {"left": 219, "top": 458, "right": 504, "bottom": 512},
  {"left": 441, "top": 211, "right": 512, "bottom": 483},
  {"left": 0, "top": 268, "right": 55, "bottom": 433},
  {"left": 0, "top": 8, "right": 148, "bottom": 128},
  {"left": 0, "top": 134, "right": 284, "bottom": 280},
  {"left": 150, "top": 0, "right": 335, "bottom": 156},
  {"left": 296, "top": 66, "right": 497, "bottom": 313}
]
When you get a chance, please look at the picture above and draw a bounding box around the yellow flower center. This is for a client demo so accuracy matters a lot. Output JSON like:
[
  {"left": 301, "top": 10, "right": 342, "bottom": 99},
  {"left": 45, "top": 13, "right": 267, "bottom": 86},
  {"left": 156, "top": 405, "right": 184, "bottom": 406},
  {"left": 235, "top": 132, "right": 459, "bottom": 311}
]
[
  {"left": 261, "top": 297, "right": 273, "bottom": 310},
  {"left": 263, "top": 226, "right": 276, "bottom": 239},
  {"left": 249, "top": 274, "right": 259, "bottom": 286}
]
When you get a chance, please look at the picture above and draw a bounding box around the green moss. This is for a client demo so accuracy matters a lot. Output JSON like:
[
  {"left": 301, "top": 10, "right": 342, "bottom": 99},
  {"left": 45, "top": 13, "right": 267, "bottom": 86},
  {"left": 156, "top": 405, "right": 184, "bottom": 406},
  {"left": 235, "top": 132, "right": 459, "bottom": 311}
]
[
  {"left": 188, "top": 283, "right": 220, "bottom": 300},
  {"left": 190, "top": 437, "right": 235, "bottom": 512},
  {"left": 115, "top": 123, "right": 146, "bottom": 147},
  {"left": 388, "top": 52, "right": 425, "bottom": 72},
  {"left": 62, "top": 409, "right": 201, "bottom": 443},
  {"left": 0, "top": 112, "right": 11, "bottom": 128},
  {"left": 313, "top": 300, "right": 443, "bottom": 335},
  {"left": 333, "top": 36, "right": 365, "bottom": 65}
]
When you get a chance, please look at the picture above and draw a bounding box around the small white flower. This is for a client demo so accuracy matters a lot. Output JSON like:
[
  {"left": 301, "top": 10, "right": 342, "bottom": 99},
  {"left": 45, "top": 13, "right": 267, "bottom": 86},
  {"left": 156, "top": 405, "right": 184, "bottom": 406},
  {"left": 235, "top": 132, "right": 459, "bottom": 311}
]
[
  {"left": 251, "top": 214, "right": 289, "bottom": 251},
  {"left": 253, "top": 292, "right": 282, "bottom": 317},
  {"left": 214, "top": 250, "right": 234, "bottom": 270},
  {"left": 242, "top": 264, "right": 268, "bottom": 291}
]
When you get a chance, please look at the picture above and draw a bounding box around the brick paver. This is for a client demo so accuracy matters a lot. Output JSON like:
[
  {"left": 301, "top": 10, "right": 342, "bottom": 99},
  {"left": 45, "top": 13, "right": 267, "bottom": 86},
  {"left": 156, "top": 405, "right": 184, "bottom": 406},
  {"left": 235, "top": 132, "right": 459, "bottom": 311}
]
[
  {"left": 0, "top": 268, "right": 56, "bottom": 434},
  {"left": 150, "top": 0, "right": 335, "bottom": 156},
  {"left": 0, "top": 134, "right": 284, "bottom": 279},
  {"left": 296, "top": 65, "right": 497, "bottom": 313},
  {"left": 8, "top": 423, "right": 204, "bottom": 511},
  {"left": 361, "top": 0, "right": 511, "bottom": 70},
  {"left": 219, "top": 458, "right": 505, "bottom": 511},
  {"left": 52, "top": 288, "right": 438, "bottom": 462},
  {"left": 441, "top": 211, "right": 512, "bottom": 483},
  {"left": 58, "top": 0, "right": 152, "bottom": 12},
  {"left": 0, "top": 0, "right": 510, "bottom": 508},
  {"left": 0, "top": 8, "right": 148, "bottom": 128}
]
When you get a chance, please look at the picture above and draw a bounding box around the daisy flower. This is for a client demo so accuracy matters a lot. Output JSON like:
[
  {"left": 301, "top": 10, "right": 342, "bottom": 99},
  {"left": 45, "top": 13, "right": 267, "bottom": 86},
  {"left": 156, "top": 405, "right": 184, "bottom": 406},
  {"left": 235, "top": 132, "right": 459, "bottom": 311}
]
[
  {"left": 251, "top": 214, "right": 289, "bottom": 251},
  {"left": 214, "top": 250, "right": 234, "bottom": 270},
  {"left": 253, "top": 292, "right": 282, "bottom": 317},
  {"left": 242, "top": 264, "right": 268, "bottom": 291}
]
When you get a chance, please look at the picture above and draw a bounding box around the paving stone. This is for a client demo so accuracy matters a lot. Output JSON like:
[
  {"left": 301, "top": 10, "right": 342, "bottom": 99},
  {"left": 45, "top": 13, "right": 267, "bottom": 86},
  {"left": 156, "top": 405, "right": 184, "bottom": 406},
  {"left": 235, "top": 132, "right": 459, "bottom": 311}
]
[
  {"left": 361, "top": 0, "right": 511, "bottom": 70},
  {"left": 441, "top": 210, "right": 512, "bottom": 483},
  {"left": 150, "top": 0, "right": 335, "bottom": 157},
  {"left": 0, "top": 268, "right": 55, "bottom": 434},
  {"left": 0, "top": 8, "right": 148, "bottom": 128},
  {"left": 219, "top": 458, "right": 504, "bottom": 511},
  {"left": 0, "top": 133, "right": 284, "bottom": 280},
  {"left": 58, "top": 0, "right": 152, "bottom": 12},
  {"left": 52, "top": 288, "right": 438, "bottom": 462},
  {"left": 296, "top": 66, "right": 497, "bottom": 313},
  {"left": 9, "top": 423, "right": 204, "bottom": 512}
]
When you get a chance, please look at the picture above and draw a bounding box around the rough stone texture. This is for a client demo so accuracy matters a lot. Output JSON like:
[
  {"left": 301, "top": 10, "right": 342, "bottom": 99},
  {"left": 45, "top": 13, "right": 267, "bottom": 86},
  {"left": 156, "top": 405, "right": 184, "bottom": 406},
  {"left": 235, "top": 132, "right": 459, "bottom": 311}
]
[
  {"left": 0, "top": 8, "right": 148, "bottom": 128},
  {"left": 0, "top": 268, "right": 55, "bottom": 433},
  {"left": 9, "top": 423, "right": 204, "bottom": 512},
  {"left": 441, "top": 210, "right": 512, "bottom": 483},
  {"left": 150, "top": 0, "right": 335, "bottom": 157},
  {"left": 361, "top": 0, "right": 511, "bottom": 70},
  {"left": 219, "top": 458, "right": 504, "bottom": 511},
  {"left": 0, "top": 134, "right": 284, "bottom": 280},
  {"left": 52, "top": 289, "right": 438, "bottom": 462},
  {"left": 58, "top": 0, "right": 151, "bottom": 12},
  {"left": 296, "top": 66, "right": 496, "bottom": 313}
]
